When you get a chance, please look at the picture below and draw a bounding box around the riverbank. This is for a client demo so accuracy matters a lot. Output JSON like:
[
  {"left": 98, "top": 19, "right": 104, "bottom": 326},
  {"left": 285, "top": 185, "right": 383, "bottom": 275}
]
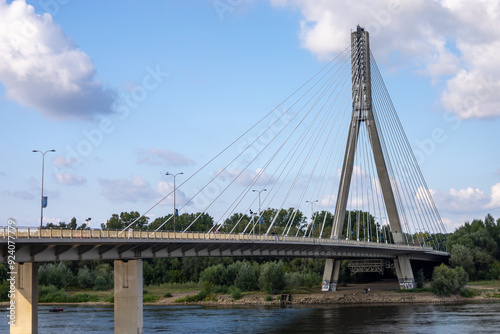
[{"left": 2, "top": 279, "right": 499, "bottom": 307}]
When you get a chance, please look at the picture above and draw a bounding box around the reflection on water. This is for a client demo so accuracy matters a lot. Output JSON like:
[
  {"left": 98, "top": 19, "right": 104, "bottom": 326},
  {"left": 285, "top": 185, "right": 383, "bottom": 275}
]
[{"left": 1, "top": 302, "right": 499, "bottom": 333}]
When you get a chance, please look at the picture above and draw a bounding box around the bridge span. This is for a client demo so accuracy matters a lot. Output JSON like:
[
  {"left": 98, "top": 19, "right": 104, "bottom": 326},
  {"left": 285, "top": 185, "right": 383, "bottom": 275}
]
[
  {"left": 1, "top": 227, "right": 447, "bottom": 263},
  {"left": 2, "top": 227, "right": 448, "bottom": 334}
]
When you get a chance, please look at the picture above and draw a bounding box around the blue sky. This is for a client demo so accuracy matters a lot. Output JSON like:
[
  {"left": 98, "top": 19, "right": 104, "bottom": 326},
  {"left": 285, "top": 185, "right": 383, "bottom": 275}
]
[{"left": 1, "top": 0, "right": 499, "bottom": 232}]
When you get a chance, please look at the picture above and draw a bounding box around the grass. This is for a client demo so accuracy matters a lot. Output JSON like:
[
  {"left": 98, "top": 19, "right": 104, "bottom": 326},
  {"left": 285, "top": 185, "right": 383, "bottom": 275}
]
[
  {"left": 467, "top": 280, "right": 499, "bottom": 286},
  {"left": 460, "top": 288, "right": 481, "bottom": 298},
  {"left": 143, "top": 294, "right": 160, "bottom": 303},
  {"left": 396, "top": 287, "right": 433, "bottom": 293}
]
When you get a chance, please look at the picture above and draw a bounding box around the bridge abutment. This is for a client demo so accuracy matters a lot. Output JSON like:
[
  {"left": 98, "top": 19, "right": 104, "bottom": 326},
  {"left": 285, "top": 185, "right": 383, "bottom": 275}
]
[
  {"left": 114, "top": 259, "right": 143, "bottom": 334},
  {"left": 394, "top": 255, "right": 415, "bottom": 289},
  {"left": 11, "top": 262, "right": 38, "bottom": 334},
  {"left": 322, "top": 259, "right": 341, "bottom": 291}
]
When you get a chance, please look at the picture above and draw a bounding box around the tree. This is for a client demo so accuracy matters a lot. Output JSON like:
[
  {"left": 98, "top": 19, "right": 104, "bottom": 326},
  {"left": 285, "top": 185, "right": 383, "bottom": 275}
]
[
  {"left": 102, "top": 211, "right": 149, "bottom": 230},
  {"left": 234, "top": 261, "right": 257, "bottom": 291},
  {"left": 259, "top": 261, "right": 286, "bottom": 294},
  {"left": 431, "top": 264, "right": 468, "bottom": 296},
  {"left": 77, "top": 266, "right": 95, "bottom": 289},
  {"left": 450, "top": 244, "right": 475, "bottom": 276}
]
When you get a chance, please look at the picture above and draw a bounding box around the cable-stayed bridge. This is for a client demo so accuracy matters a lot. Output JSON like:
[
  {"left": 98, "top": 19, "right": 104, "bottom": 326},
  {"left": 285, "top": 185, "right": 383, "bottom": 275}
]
[{"left": 2, "top": 26, "right": 448, "bottom": 334}]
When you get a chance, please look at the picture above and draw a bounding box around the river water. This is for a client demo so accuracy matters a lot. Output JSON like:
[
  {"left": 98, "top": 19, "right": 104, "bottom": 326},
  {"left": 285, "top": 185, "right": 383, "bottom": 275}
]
[{"left": 1, "top": 302, "right": 500, "bottom": 333}]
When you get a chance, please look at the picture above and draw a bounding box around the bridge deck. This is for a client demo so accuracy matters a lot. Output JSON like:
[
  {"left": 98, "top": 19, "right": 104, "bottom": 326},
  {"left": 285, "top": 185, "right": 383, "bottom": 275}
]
[{"left": 1, "top": 228, "right": 448, "bottom": 263}]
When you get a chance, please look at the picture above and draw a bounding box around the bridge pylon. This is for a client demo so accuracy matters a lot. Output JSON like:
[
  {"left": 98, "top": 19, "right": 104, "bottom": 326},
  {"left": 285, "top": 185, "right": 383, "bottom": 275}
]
[{"left": 323, "top": 26, "right": 415, "bottom": 291}]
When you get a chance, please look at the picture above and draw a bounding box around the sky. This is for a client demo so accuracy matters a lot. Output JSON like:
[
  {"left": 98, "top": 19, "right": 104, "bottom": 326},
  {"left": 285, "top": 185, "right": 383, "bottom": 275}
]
[{"left": 0, "top": 0, "right": 499, "bottom": 232}]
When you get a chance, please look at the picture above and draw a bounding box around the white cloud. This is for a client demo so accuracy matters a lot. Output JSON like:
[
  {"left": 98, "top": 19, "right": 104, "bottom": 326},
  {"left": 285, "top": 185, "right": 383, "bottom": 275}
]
[
  {"left": 53, "top": 156, "right": 76, "bottom": 168},
  {"left": 485, "top": 182, "right": 500, "bottom": 209},
  {"left": 54, "top": 172, "right": 86, "bottom": 186},
  {"left": 215, "top": 167, "right": 275, "bottom": 186},
  {"left": 433, "top": 186, "right": 489, "bottom": 213},
  {"left": 11, "top": 190, "right": 35, "bottom": 200},
  {"left": 0, "top": 0, "right": 115, "bottom": 120},
  {"left": 270, "top": 0, "right": 500, "bottom": 119},
  {"left": 137, "top": 148, "right": 194, "bottom": 167},
  {"left": 156, "top": 181, "right": 188, "bottom": 205},
  {"left": 98, "top": 175, "right": 156, "bottom": 203}
]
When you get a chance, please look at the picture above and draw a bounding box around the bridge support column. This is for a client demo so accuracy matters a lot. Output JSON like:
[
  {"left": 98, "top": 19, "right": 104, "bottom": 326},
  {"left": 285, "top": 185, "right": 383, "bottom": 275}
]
[
  {"left": 10, "top": 262, "right": 38, "bottom": 334},
  {"left": 322, "top": 259, "right": 341, "bottom": 291},
  {"left": 114, "top": 260, "right": 143, "bottom": 334},
  {"left": 394, "top": 255, "right": 415, "bottom": 289}
]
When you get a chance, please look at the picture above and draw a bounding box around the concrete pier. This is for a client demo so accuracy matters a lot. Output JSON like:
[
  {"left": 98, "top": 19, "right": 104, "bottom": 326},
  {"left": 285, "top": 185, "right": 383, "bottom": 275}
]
[
  {"left": 114, "top": 259, "right": 143, "bottom": 334},
  {"left": 11, "top": 262, "right": 38, "bottom": 334},
  {"left": 394, "top": 255, "right": 415, "bottom": 289},
  {"left": 322, "top": 259, "right": 341, "bottom": 291}
]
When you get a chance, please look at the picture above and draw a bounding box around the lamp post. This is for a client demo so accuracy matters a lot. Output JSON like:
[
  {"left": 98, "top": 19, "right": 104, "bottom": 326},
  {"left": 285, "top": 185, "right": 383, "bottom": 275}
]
[
  {"left": 305, "top": 200, "right": 318, "bottom": 237},
  {"left": 166, "top": 172, "right": 183, "bottom": 233},
  {"left": 252, "top": 188, "right": 267, "bottom": 235},
  {"left": 33, "top": 149, "right": 55, "bottom": 228}
]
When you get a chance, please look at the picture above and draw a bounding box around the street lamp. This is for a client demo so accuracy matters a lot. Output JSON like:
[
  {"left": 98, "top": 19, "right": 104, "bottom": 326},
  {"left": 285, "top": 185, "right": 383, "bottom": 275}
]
[
  {"left": 32, "top": 149, "right": 56, "bottom": 228},
  {"left": 305, "top": 200, "right": 318, "bottom": 237},
  {"left": 166, "top": 172, "right": 183, "bottom": 233},
  {"left": 252, "top": 188, "right": 267, "bottom": 235}
]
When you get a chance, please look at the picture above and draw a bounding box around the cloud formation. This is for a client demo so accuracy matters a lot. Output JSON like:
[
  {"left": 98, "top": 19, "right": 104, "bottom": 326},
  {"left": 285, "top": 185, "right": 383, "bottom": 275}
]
[
  {"left": 54, "top": 172, "right": 86, "bottom": 186},
  {"left": 271, "top": 0, "right": 500, "bottom": 119},
  {"left": 98, "top": 175, "right": 156, "bottom": 203},
  {"left": 0, "top": 0, "right": 116, "bottom": 120},
  {"left": 137, "top": 148, "right": 195, "bottom": 167}
]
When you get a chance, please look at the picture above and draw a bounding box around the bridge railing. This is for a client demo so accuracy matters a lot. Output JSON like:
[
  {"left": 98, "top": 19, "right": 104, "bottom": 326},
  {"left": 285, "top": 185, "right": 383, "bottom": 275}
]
[{"left": 0, "top": 227, "right": 433, "bottom": 251}]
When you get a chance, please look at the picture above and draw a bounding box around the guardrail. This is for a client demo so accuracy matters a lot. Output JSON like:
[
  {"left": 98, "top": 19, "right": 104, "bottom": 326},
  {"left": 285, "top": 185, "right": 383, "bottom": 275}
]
[{"left": 0, "top": 227, "right": 438, "bottom": 252}]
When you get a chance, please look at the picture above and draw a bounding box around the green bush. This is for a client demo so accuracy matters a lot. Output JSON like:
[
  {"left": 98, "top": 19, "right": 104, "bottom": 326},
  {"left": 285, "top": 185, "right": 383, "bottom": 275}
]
[
  {"left": 0, "top": 280, "right": 11, "bottom": 301},
  {"left": 143, "top": 294, "right": 160, "bottom": 303},
  {"left": 264, "top": 295, "right": 272, "bottom": 302},
  {"left": 259, "top": 261, "right": 286, "bottom": 294},
  {"left": 284, "top": 272, "right": 302, "bottom": 290},
  {"left": 164, "top": 292, "right": 173, "bottom": 298},
  {"left": 460, "top": 288, "right": 481, "bottom": 298},
  {"left": 77, "top": 266, "right": 95, "bottom": 289},
  {"left": 67, "top": 293, "right": 99, "bottom": 303},
  {"left": 415, "top": 268, "right": 425, "bottom": 289},
  {"left": 228, "top": 286, "right": 242, "bottom": 300},
  {"left": 431, "top": 264, "right": 469, "bottom": 296},
  {"left": 234, "top": 262, "right": 257, "bottom": 291},
  {"left": 38, "top": 285, "right": 68, "bottom": 303},
  {"left": 199, "top": 264, "right": 227, "bottom": 286},
  {"left": 39, "top": 263, "right": 74, "bottom": 289},
  {"left": 94, "top": 275, "right": 109, "bottom": 291}
]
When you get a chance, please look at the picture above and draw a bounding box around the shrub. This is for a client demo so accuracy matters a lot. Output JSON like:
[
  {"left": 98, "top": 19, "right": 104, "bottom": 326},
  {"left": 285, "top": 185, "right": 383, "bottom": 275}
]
[
  {"left": 199, "top": 264, "right": 227, "bottom": 287},
  {"left": 228, "top": 286, "right": 242, "bottom": 300},
  {"left": 0, "top": 280, "right": 10, "bottom": 301},
  {"left": 415, "top": 268, "right": 425, "bottom": 289},
  {"left": 259, "top": 261, "right": 286, "bottom": 294},
  {"left": 143, "top": 294, "right": 160, "bottom": 303},
  {"left": 77, "top": 266, "right": 95, "bottom": 289},
  {"left": 431, "top": 264, "right": 469, "bottom": 296},
  {"left": 234, "top": 262, "right": 257, "bottom": 291},
  {"left": 38, "top": 263, "right": 74, "bottom": 289},
  {"left": 164, "top": 292, "right": 173, "bottom": 298},
  {"left": 284, "top": 272, "right": 302, "bottom": 290},
  {"left": 264, "top": 295, "right": 272, "bottom": 302},
  {"left": 94, "top": 275, "right": 109, "bottom": 291}
]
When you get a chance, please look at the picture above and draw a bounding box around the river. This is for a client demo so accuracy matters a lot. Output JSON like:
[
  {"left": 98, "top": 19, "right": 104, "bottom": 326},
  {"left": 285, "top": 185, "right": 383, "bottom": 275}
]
[{"left": 1, "top": 302, "right": 500, "bottom": 333}]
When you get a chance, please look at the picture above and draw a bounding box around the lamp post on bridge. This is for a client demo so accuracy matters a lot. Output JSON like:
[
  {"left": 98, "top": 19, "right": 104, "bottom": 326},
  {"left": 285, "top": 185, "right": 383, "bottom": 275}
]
[
  {"left": 32, "top": 149, "right": 56, "bottom": 228},
  {"left": 166, "top": 172, "right": 183, "bottom": 233},
  {"left": 305, "top": 200, "right": 318, "bottom": 237},
  {"left": 252, "top": 188, "right": 267, "bottom": 235}
]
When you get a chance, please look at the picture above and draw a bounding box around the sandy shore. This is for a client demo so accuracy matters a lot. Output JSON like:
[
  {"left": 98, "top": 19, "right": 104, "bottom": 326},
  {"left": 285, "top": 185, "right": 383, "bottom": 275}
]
[{"left": 3, "top": 280, "right": 498, "bottom": 307}]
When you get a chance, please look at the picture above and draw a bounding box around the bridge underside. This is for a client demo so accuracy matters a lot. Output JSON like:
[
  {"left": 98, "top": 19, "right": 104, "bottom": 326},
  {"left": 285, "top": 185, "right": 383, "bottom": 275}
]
[{"left": 2, "top": 238, "right": 447, "bottom": 263}]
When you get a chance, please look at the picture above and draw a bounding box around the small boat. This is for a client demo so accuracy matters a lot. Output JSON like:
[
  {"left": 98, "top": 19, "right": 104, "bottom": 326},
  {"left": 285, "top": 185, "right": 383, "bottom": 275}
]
[{"left": 49, "top": 308, "right": 64, "bottom": 312}]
